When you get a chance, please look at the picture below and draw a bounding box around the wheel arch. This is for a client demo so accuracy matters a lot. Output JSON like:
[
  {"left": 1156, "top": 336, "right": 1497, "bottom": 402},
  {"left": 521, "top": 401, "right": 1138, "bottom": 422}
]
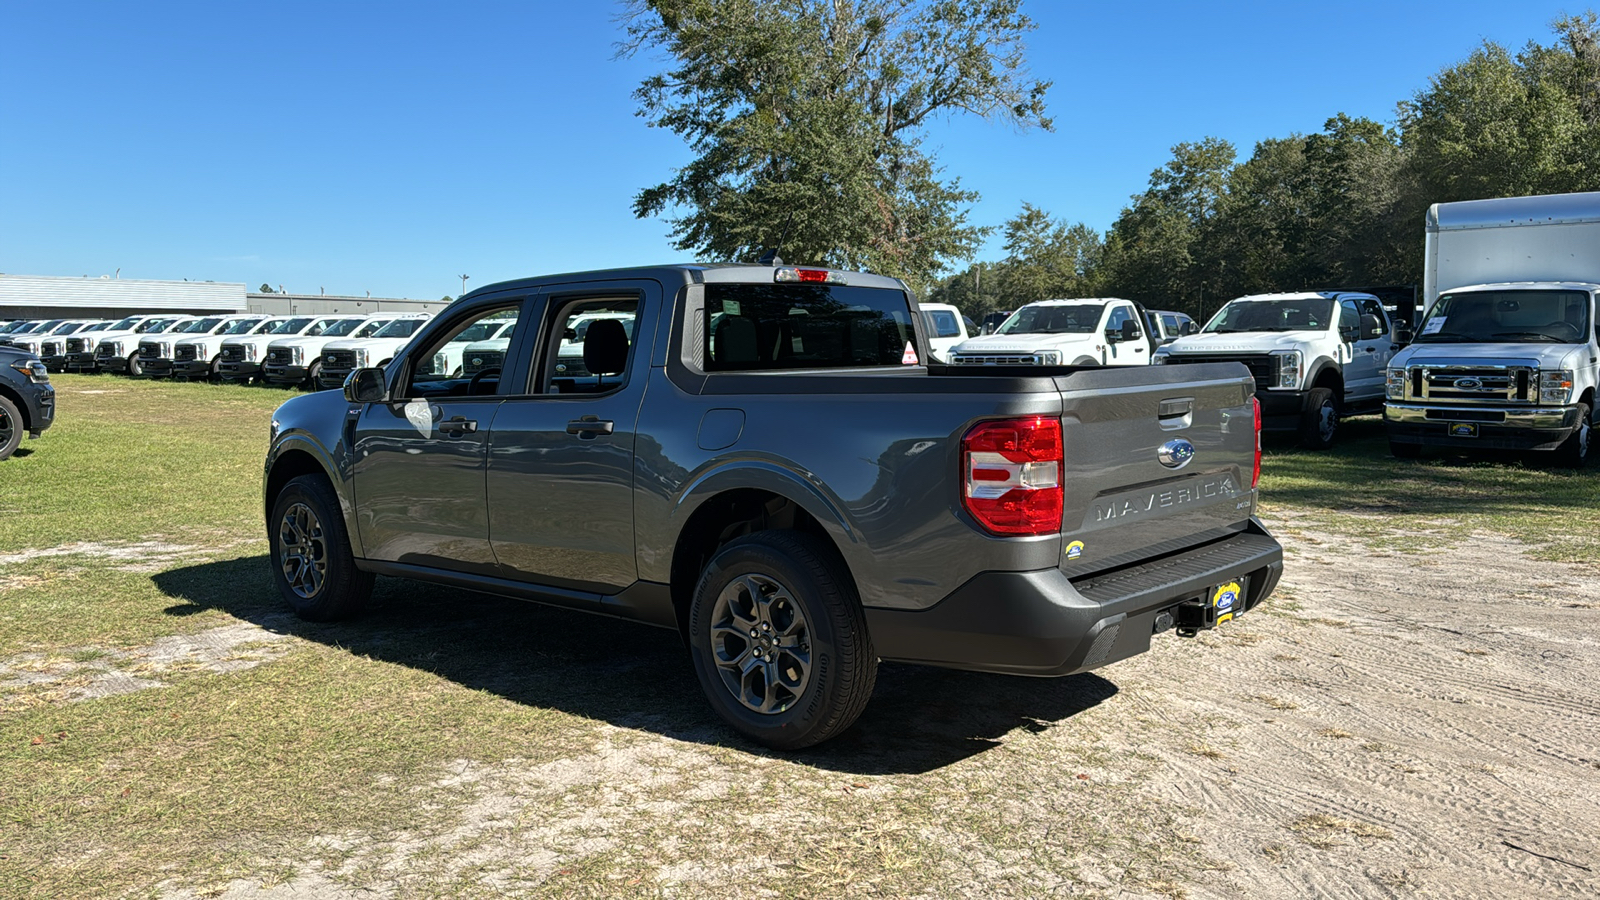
[
  {"left": 0, "top": 384, "right": 31, "bottom": 432},
  {"left": 264, "top": 440, "right": 364, "bottom": 557}
]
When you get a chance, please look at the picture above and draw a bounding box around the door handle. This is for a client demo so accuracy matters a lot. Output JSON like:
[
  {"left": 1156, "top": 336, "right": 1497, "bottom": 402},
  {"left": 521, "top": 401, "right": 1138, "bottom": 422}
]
[
  {"left": 567, "top": 416, "right": 615, "bottom": 437},
  {"left": 442, "top": 416, "right": 477, "bottom": 434},
  {"left": 1364, "top": 347, "right": 1377, "bottom": 353}
]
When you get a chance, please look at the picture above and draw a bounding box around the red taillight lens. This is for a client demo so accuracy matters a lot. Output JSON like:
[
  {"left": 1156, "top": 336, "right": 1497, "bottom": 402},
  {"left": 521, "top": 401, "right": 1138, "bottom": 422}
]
[
  {"left": 795, "top": 268, "right": 830, "bottom": 282},
  {"left": 961, "top": 416, "right": 1064, "bottom": 536},
  {"left": 1252, "top": 396, "right": 1262, "bottom": 489}
]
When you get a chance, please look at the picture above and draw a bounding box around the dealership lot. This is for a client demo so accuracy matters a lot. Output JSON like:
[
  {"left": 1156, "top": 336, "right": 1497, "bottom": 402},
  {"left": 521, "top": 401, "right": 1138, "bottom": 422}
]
[{"left": 2, "top": 378, "right": 1597, "bottom": 899}]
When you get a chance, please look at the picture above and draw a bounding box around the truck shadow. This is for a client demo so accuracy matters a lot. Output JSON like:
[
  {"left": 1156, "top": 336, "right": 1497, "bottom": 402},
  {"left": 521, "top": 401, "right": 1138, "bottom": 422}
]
[{"left": 154, "top": 555, "right": 1118, "bottom": 775}]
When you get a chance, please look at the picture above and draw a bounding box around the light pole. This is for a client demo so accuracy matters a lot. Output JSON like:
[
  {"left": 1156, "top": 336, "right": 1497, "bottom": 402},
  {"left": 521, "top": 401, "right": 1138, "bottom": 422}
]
[{"left": 459, "top": 274, "right": 470, "bottom": 297}]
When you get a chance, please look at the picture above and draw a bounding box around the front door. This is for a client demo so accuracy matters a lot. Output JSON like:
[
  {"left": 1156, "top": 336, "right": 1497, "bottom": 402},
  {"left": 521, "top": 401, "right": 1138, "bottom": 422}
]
[
  {"left": 350, "top": 297, "right": 532, "bottom": 574},
  {"left": 486, "top": 281, "right": 660, "bottom": 593}
]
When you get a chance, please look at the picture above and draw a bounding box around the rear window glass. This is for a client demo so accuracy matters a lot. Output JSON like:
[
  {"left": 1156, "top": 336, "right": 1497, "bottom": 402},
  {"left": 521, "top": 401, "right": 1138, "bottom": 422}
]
[
  {"left": 925, "top": 309, "right": 961, "bottom": 338},
  {"left": 704, "top": 284, "right": 916, "bottom": 371}
]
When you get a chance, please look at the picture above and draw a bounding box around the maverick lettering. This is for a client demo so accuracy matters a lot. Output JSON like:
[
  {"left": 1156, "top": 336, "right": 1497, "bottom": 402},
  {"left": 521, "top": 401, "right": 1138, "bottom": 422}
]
[{"left": 1094, "top": 477, "right": 1239, "bottom": 521}]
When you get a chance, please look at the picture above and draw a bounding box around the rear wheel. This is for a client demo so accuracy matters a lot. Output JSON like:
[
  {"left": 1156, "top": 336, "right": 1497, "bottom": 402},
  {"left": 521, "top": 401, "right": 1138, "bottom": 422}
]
[
  {"left": 0, "top": 397, "right": 22, "bottom": 461},
  {"left": 688, "top": 531, "right": 876, "bottom": 750},
  {"left": 1298, "top": 387, "right": 1339, "bottom": 450},
  {"left": 269, "top": 474, "right": 373, "bottom": 620},
  {"left": 1552, "top": 402, "right": 1591, "bottom": 468}
]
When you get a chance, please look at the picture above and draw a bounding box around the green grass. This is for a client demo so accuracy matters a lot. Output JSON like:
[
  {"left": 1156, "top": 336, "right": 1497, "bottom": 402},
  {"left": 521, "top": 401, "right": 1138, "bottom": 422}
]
[{"left": 1259, "top": 415, "right": 1600, "bottom": 562}]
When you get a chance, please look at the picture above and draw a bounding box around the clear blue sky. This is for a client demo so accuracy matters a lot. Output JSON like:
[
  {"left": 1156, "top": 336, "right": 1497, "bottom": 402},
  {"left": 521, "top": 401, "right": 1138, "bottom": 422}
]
[{"left": 0, "top": 1, "right": 1570, "bottom": 299}]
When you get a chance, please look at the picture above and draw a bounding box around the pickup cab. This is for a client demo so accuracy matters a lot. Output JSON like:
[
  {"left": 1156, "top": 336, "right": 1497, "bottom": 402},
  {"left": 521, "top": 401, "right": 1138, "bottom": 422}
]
[
  {"left": 950, "top": 298, "right": 1155, "bottom": 367},
  {"left": 264, "top": 264, "right": 1282, "bottom": 749},
  {"left": 1154, "top": 291, "right": 1396, "bottom": 449},
  {"left": 920, "top": 302, "right": 975, "bottom": 363}
]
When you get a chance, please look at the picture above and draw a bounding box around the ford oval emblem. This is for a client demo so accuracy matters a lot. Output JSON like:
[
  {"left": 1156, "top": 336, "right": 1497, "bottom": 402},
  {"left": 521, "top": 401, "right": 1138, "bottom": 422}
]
[
  {"left": 1158, "top": 439, "right": 1196, "bottom": 469},
  {"left": 1455, "top": 377, "right": 1483, "bottom": 389}
]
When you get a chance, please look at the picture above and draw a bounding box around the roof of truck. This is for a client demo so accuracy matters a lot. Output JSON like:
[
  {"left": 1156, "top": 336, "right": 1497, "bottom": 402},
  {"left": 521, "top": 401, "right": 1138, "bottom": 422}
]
[
  {"left": 471, "top": 264, "right": 909, "bottom": 298},
  {"left": 1441, "top": 281, "right": 1600, "bottom": 294},
  {"left": 1428, "top": 191, "right": 1600, "bottom": 231},
  {"left": 1227, "top": 291, "right": 1378, "bottom": 303}
]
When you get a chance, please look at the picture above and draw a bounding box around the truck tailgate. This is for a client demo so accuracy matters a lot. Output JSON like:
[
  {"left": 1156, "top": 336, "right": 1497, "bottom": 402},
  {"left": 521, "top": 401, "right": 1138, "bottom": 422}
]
[{"left": 1053, "top": 363, "right": 1257, "bottom": 577}]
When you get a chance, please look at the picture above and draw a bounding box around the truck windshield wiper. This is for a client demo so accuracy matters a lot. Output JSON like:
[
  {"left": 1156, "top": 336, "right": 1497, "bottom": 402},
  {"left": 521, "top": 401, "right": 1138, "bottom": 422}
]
[
  {"left": 1413, "top": 331, "right": 1477, "bottom": 342},
  {"left": 1491, "top": 332, "right": 1564, "bottom": 342}
]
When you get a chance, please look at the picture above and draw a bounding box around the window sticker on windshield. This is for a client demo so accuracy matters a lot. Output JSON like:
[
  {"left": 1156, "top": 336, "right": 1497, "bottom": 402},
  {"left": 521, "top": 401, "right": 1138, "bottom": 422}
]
[{"left": 1421, "top": 317, "right": 1446, "bottom": 335}]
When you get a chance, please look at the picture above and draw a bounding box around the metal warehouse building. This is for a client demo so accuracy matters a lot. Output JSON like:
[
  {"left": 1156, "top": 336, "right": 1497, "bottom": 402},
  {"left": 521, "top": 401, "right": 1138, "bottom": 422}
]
[{"left": 0, "top": 274, "right": 446, "bottom": 320}]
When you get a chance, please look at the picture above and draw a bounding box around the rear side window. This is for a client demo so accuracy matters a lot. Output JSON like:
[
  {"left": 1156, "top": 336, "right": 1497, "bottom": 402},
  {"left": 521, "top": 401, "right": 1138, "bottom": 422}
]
[
  {"left": 704, "top": 284, "right": 916, "bottom": 371},
  {"left": 925, "top": 309, "right": 960, "bottom": 338}
]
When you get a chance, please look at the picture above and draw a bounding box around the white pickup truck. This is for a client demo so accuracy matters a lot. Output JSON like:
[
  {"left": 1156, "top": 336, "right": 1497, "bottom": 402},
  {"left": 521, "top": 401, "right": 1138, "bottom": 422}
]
[
  {"left": 314, "top": 314, "right": 433, "bottom": 390},
  {"left": 1155, "top": 291, "right": 1396, "bottom": 449},
  {"left": 949, "top": 298, "right": 1154, "bottom": 367},
  {"left": 218, "top": 316, "right": 347, "bottom": 383},
  {"left": 263, "top": 316, "right": 395, "bottom": 387},
  {"left": 1386, "top": 191, "right": 1600, "bottom": 465},
  {"left": 171, "top": 316, "right": 281, "bottom": 380}
]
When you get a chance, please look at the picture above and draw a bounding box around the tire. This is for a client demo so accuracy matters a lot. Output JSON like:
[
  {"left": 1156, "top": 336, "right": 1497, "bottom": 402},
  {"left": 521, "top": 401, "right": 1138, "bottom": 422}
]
[
  {"left": 1389, "top": 439, "right": 1423, "bottom": 460},
  {"left": 209, "top": 355, "right": 222, "bottom": 381},
  {"left": 0, "top": 396, "right": 22, "bottom": 461},
  {"left": 268, "top": 474, "right": 373, "bottom": 620},
  {"left": 1298, "top": 387, "right": 1339, "bottom": 450},
  {"left": 126, "top": 353, "right": 143, "bottom": 377},
  {"left": 307, "top": 361, "right": 323, "bottom": 390},
  {"left": 1552, "top": 402, "right": 1591, "bottom": 469},
  {"left": 688, "top": 531, "right": 877, "bottom": 750},
  {"left": 1072, "top": 357, "right": 1099, "bottom": 366}
]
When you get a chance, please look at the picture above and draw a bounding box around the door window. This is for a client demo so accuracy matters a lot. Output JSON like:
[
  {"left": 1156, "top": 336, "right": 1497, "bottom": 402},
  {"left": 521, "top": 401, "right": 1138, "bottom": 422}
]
[
  {"left": 925, "top": 309, "right": 960, "bottom": 338},
  {"left": 1105, "top": 304, "right": 1136, "bottom": 336},
  {"left": 1339, "top": 300, "right": 1360, "bottom": 336},
  {"left": 534, "top": 297, "right": 639, "bottom": 394},
  {"left": 403, "top": 304, "right": 522, "bottom": 398}
]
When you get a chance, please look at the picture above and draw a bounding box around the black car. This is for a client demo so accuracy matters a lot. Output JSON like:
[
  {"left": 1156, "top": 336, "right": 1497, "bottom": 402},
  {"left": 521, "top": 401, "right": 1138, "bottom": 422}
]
[{"left": 1, "top": 346, "right": 55, "bottom": 461}]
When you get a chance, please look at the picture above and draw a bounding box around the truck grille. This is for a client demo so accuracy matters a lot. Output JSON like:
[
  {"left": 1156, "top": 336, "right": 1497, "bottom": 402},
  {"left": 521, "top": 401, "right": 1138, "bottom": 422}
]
[
  {"left": 265, "top": 347, "right": 291, "bottom": 365},
  {"left": 323, "top": 349, "right": 357, "bottom": 369},
  {"left": 95, "top": 344, "right": 116, "bottom": 360},
  {"left": 66, "top": 338, "right": 87, "bottom": 353},
  {"left": 175, "top": 345, "right": 199, "bottom": 362},
  {"left": 462, "top": 350, "right": 505, "bottom": 374},
  {"left": 950, "top": 353, "right": 1043, "bottom": 366},
  {"left": 138, "top": 342, "right": 163, "bottom": 359},
  {"left": 1163, "top": 354, "right": 1276, "bottom": 391},
  {"left": 41, "top": 341, "right": 62, "bottom": 357},
  {"left": 221, "top": 345, "right": 246, "bottom": 362},
  {"left": 1405, "top": 364, "right": 1534, "bottom": 404}
]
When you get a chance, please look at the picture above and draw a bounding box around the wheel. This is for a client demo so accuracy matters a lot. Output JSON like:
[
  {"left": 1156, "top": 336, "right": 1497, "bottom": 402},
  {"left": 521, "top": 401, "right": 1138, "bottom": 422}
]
[
  {"left": 0, "top": 396, "right": 22, "bottom": 461},
  {"left": 1298, "top": 387, "right": 1339, "bottom": 450},
  {"left": 268, "top": 474, "right": 373, "bottom": 620},
  {"left": 126, "top": 352, "right": 143, "bottom": 377},
  {"left": 1553, "top": 402, "right": 1591, "bottom": 468},
  {"left": 1389, "top": 439, "right": 1423, "bottom": 459},
  {"left": 1072, "top": 357, "right": 1099, "bottom": 366},
  {"left": 688, "top": 531, "right": 877, "bottom": 750},
  {"left": 307, "top": 361, "right": 323, "bottom": 390},
  {"left": 209, "top": 355, "right": 223, "bottom": 381}
]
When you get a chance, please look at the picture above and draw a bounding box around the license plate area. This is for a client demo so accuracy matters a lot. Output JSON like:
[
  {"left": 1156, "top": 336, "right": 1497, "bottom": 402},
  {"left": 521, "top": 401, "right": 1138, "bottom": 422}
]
[
  {"left": 1447, "top": 422, "right": 1479, "bottom": 438},
  {"left": 1173, "top": 576, "right": 1249, "bottom": 636}
]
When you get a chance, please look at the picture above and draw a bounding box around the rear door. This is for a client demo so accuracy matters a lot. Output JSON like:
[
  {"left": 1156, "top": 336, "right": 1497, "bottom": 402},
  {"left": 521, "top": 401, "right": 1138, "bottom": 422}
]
[{"left": 484, "top": 279, "right": 661, "bottom": 592}]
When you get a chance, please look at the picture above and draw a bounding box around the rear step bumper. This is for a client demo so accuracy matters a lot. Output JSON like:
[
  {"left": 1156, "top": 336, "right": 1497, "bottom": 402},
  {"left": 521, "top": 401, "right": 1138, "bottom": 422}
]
[{"left": 864, "top": 519, "right": 1283, "bottom": 677}]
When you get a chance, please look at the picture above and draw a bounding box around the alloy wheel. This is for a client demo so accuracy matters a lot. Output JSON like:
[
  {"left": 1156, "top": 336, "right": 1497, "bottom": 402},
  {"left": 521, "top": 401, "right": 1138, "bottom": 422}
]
[
  {"left": 278, "top": 502, "right": 328, "bottom": 599},
  {"left": 709, "top": 572, "right": 813, "bottom": 714}
]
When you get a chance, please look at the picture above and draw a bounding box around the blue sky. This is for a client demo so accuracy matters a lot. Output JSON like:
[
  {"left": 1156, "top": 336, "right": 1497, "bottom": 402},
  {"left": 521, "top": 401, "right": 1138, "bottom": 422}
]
[{"left": 0, "top": 1, "right": 1571, "bottom": 299}]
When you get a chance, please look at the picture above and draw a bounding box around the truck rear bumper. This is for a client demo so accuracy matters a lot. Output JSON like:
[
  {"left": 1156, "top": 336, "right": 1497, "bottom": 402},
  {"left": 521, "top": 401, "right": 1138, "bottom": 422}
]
[
  {"left": 864, "top": 519, "right": 1283, "bottom": 677},
  {"left": 1385, "top": 402, "right": 1580, "bottom": 450}
]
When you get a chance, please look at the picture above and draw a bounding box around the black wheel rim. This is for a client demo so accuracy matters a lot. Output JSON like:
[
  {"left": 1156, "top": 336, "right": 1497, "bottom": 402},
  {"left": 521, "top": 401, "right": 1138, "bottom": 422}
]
[
  {"left": 0, "top": 405, "right": 13, "bottom": 447},
  {"left": 1317, "top": 400, "right": 1337, "bottom": 443},
  {"left": 710, "top": 572, "right": 813, "bottom": 714},
  {"left": 278, "top": 501, "right": 328, "bottom": 599}
]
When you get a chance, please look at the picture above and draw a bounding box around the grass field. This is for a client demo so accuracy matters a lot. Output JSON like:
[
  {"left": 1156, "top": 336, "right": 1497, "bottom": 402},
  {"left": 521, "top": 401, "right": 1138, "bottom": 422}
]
[{"left": 2, "top": 377, "right": 1596, "bottom": 898}]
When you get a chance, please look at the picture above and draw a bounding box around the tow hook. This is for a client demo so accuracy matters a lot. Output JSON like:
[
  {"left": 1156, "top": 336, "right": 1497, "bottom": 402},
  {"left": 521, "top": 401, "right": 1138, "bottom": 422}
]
[{"left": 1170, "top": 598, "right": 1219, "bottom": 637}]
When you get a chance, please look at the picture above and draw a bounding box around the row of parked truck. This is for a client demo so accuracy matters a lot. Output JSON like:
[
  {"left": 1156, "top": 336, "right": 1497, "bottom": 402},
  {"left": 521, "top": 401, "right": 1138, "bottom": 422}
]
[{"left": 0, "top": 310, "right": 498, "bottom": 390}]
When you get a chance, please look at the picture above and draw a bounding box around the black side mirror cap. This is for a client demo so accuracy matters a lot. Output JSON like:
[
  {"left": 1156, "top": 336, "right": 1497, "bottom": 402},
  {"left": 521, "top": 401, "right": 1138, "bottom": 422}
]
[{"left": 344, "top": 367, "right": 387, "bottom": 403}]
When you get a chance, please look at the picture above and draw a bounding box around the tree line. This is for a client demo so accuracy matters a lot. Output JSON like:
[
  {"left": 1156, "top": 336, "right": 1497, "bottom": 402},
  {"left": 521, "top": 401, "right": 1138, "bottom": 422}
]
[{"left": 623, "top": 3, "right": 1600, "bottom": 323}]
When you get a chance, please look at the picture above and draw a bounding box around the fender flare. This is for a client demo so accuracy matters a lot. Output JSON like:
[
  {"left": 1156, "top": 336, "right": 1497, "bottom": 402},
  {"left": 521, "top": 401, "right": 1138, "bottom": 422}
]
[
  {"left": 665, "top": 459, "right": 863, "bottom": 575},
  {"left": 265, "top": 433, "right": 365, "bottom": 557}
]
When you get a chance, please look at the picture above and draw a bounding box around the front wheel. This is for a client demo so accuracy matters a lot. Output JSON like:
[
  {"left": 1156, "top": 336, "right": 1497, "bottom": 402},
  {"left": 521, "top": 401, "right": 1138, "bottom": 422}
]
[
  {"left": 688, "top": 531, "right": 877, "bottom": 750},
  {"left": 307, "top": 361, "right": 323, "bottom": 390},
  {"left": 1298, "top": 387, "right": 1339, "bottom": 450},
  {"left": 1552, "top": 403, "right": 1591, "bottom": 468},
  {"left": 0, "top": 396, "right": 22, "bottom": 461},
  {"left": 269, "top": 474, "right": 373, "bottom": 620},
  {"left": 126, "top": 353, "right": 143, "bottom": 377}
]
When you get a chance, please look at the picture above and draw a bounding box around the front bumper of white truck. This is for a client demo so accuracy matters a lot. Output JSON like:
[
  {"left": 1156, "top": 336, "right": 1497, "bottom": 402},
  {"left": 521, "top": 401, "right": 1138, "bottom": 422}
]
[{"left": 1385, "top": 402, "right": 1585, "bottom": 450}]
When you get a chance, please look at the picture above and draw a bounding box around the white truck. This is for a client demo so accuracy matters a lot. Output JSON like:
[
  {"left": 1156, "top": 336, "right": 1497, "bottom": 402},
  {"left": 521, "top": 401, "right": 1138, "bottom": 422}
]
[
  {"left": 218, "top": 316, "right": 347, "bottom": 383},
  {"left": 1154, "top": 291, "right": 1396, "bottom": 449},
  {"left": 94, "top": 317, "right": 196, "bottom": 375},
  {"left": 919, "top": 302, "right": 975, "bottom": 363},
  {"left": 1385, "top": 191, "right": 1600, "bottom": 465},
  {"left": 263, "top": 316, "right": 395, "bottom": 387},
  {"left": 138, "top": 315, "right": 265, "bottom": 378},
  {"left": 170, "top": 315, "right": 281, "bottom": 380},
  {"left": 422, "top": 317, "right": 514, "bottom": 378},
  {"left": 949, "top": 298, "right": 1155, "bottom": 367},
  {"left": 64, "top": 315, "right": 166, "bottom": 372},
  {"left": 314, "top": 314, "right": 432, "bottom": 390}
]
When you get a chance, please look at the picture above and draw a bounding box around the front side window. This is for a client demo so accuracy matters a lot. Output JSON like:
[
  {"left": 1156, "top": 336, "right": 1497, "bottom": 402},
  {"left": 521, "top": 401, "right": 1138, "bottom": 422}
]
[
  {"left": 1339, "top": 301, "right": 1360, "bottom": 334},
  {"left": 1106, "top": 305, "right": 1135, "bottom": 334},
  {"left": 407, "top": 305, "right": 522, "bottom": 395},
  {"left": 1415, "top": 290, "right": 1590, "bottom": 344},
  {"left": 997, "top": 303, "right": 1104, "bottom": 336},
  {"left": 318, "top": 318, "right": 369, "bottom": 338},
  {"left": 704, "top": 284, "right": 916, "bottom": 370}
]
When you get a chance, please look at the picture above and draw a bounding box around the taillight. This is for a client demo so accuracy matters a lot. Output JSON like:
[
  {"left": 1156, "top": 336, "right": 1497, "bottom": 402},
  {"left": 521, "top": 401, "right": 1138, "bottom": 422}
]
[
  {"left": 961, "top": 416, "right": 1064, "bottom": 536},
  {"left": 1252, "top": 396, "right": 1262, "bottom": 489}
]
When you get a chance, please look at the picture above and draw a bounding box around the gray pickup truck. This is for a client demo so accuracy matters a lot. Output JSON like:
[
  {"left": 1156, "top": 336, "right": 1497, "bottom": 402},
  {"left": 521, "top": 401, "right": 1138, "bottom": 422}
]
[{"left": 264, "top": 264, "right": 1282, "bottom": 748}]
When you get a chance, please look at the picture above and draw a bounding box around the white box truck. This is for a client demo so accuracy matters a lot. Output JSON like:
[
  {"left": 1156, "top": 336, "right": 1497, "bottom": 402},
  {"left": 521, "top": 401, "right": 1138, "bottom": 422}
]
[{"left": 1385, "top": 191, "right": 1600, "bottom": 465}]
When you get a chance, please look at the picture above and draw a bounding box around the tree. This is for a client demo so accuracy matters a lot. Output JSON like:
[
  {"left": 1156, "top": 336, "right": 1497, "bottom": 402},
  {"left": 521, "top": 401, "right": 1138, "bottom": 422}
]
[
  {"left": 990, "top": 203, "right": 1102, "bottom": 305},
  {"left": 259, "top": 284, "right": 274, "bottom": 293},
  {"left": 620, "top": 0, "right": 1052, "bottom": 291}
]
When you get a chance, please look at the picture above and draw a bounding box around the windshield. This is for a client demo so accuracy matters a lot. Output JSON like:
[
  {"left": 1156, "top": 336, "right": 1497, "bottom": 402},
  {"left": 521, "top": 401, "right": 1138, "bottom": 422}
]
[
  {"left": 268, "top": 317, "right": 315, "bottom": 335},
  {"left": 52, "top": 322, "right": 87, "bottom": 334},
  {"left": 176, "top": 317, "right": 224, "bottom": 334},
  {"left": 1204, "top": 298, "right": 1334, "bottom": 333},
  {"left": 1414, "top": 290, "right": 1591, "bottom": 344},
  {"left": 220, "top": 318, "right": 266, "bottom": 335},
  {"left": 107, "top": 316, "right": 141, "bottom": 331},
  {"left": 320, "top": 318, "right": 369, "bottom": 337},
  {"left": 135, "top": 318, "right": 176, "bottom": 333},
  {"left": 373, "top": 318, "right": 426, "bottom": 338},
  {"left": 997, "top": 304, "right": 1105, "bottom": 335},
  {"left": 452, "top": 320, "right": 509, "bottom": 343},
  {"left": 353, "top": 320, "right": 390, "bottom": 337}
]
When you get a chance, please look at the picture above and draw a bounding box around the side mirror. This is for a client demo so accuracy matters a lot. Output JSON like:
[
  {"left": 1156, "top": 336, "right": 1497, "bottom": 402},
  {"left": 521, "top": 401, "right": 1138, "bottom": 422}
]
[
  {"left": 1360, "top": 314, "right": 1385, "bottom": 341},
  {"left": 1339, "top": 326, "right": 1359, "bottom": 343},
  {"left": 343, "top": 367, "right": 387, "bottom": 403},
  {"left": 1121, "top": 320, "right": 1142, "bottom": 341},
  {"left": 1183, "top": 321, "right": 1200, "bottom": 335},
  {"left": 1394, "top": 326, "right": 1413, "bottom": 346}
]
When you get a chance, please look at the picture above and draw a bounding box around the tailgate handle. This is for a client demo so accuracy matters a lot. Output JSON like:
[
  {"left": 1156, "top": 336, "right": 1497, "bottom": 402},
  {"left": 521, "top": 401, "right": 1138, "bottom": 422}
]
[{"left": 1158, "top": 398, "right": 1193, "bottom": 431}]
